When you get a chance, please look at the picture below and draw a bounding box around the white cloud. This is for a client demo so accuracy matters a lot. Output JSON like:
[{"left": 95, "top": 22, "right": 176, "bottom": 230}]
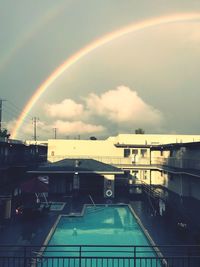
[
  {"left": 22, "top": 85, "right": 163, "bottom": 140},
  {"left": 85, "top": 86, "right": 162, "bottom": 125},
  {"left": 188, "top": 26, "right": 200, "bottom": 44},
  {"left": 53, "top": 120, "right": 105, "bottom": 134},
  {"left": 8, "top": 119, "right": 52, "bottom": 140},
  {"left": 45, "top": 99, "right": 84, "bottom": 119},
  {"left": 6, "top": 119, "right": 17, "bottom": 136},
  {"left": 7, "top": 119, "right": 36, "bottom": 139}
]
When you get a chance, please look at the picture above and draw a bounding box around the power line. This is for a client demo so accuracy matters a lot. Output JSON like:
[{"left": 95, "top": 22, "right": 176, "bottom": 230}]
[
  {"left": 6, "top": 100, "right": 33, "bottom": 120},
  {"left": 2, "top": 105, "right": 31, "bottom": 126}
]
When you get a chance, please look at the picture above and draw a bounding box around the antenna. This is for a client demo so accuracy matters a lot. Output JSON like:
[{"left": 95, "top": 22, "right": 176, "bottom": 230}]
[{"left": 53, "top": 128, "right": 57, "bottom": 139}]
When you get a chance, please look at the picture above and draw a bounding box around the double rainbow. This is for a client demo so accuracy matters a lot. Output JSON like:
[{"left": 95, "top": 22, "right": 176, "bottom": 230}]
[{"left": 12, "top": 13, "right": 200, "bottom": 139}]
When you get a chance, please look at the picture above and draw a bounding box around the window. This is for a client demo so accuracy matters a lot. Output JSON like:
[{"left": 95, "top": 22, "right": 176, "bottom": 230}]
[
  {"left": 144, "top": 170, "right": 148, "bottom": 180},
  {"left": 132, "top": 149, "right": 138, "bottom": 155},
  {"left": 124, "top": 149, "right": 130, "bottom": 158},
  {"left": 132, "top": 171, "right": 138, "bottom": 179},
  {"left": 141, "top": 149, "right": 147, "bottom": 157}
]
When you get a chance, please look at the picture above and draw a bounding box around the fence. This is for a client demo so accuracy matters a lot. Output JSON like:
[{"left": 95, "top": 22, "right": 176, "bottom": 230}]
[{"left": 0, "top": 244, "right": 200, "bottom": 267}]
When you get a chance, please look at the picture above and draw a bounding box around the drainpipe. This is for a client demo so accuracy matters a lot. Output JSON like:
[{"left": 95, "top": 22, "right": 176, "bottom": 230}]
[{"left": 150, "top": 146, "right": 152, "bottom": 165}]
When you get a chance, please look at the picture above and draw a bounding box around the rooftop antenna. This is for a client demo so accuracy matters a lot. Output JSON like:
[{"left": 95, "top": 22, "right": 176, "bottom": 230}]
[{"left": 53, "top": 128, "right": 57, "bottom": 139}]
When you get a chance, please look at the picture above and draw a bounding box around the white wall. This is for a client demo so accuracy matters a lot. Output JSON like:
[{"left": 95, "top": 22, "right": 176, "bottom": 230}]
[
  {"left": 47, "top": 134, "right": 200, "bottom": 163},
  {"left": 48, "top": 139, "right": 123, "bottom": 162}
]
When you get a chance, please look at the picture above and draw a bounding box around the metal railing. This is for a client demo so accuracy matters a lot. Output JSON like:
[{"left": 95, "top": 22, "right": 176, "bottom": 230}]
[
  {"left": 47, "top": 154, "right": 200, "bottom": 171},
  {"left": 0, "top": 154, "right": 47, "bottom": 167},
  {"left": 0, "top": 244, "right": 200, "bottom": 267},
  {"left": 151, "top": 156, "right": 200, "bottom": 170},
  {"left": 88, "top": 194, "right": 96, "bottom": 208},
  {"left": 47, "top": 155, "right": 133, "bottom": 166},
  {"left": 140, "top": 182, "right": 165, "bottom": 200}
]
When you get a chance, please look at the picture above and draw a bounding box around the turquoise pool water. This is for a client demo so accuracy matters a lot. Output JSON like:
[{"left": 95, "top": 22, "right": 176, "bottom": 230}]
[
  {"left": 49, "top": 205, "right": 150, "bottom": 246},
  {"left": 41, "top": 205, "right": 161, "bottom": 267}
]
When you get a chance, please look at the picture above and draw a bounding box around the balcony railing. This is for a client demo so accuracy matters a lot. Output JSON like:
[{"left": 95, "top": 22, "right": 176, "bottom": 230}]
[
  {"left": 151, "top": 157, "right": 200, "bottom": 170},
  {"left": 48, "top": 154, "right": 200, "bottom": 171},
  {"left": 0, "top": 155, "right": 47, "bottom": 168},
  {"left": 0, "top": 244, "right": 199, "bottom": 267},
  {"left": 48, "top": 155, "right": 150, "bottom": 166}
]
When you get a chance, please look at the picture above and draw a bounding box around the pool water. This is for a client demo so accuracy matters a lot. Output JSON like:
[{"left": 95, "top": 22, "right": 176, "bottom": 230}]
[
  {"left": 50, "top": 205, "right": 150, "bottom": 246},
  {"left": 41, "top": 205, "right": 161, "bottom": 267}
]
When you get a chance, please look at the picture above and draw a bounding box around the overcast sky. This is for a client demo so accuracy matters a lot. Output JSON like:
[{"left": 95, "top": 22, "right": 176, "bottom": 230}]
[{"left": 1, "top": 0, "right": 200, "bottom": 140}]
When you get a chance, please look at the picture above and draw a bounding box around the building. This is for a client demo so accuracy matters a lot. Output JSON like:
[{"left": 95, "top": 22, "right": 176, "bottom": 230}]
[
  {"left": 0, "top": 138, "right": 47, "bottom": 221},
  {"left": 33, "top": 133, "right": 200, "bottom": 237}
]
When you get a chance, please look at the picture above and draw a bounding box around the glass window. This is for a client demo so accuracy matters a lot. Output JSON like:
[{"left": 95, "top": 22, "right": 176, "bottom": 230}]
[
  {"left": 132, "top": 149, "right": 138, "bottom": 155},
  {"left": 124, "top": 149, "right": 130, "bottom": 157},
  {"left": 141, "top": 149, "right": 147, "bottom": 157}
]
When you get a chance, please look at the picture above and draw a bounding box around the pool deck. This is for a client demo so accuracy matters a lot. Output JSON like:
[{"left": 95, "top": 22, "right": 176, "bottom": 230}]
[{"left": 0, "top": 194, "right": 199, "bottom": 249}]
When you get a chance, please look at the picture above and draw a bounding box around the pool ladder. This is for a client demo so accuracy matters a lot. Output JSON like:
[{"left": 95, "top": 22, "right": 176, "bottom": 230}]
[
  {"left": 88, "top": 194, "right": 96, "bottom": 208},
  {"left": 29, "top": 251, "right": 46, "bottom": 266}
]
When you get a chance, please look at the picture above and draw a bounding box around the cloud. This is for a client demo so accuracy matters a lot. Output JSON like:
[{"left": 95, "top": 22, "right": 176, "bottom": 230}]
[
  {"left": 188, "top": 26, "right": 200, "bottom": 44},
  {"left": 45, "top": 99, "right": 84, "bottom": 119},
  {"left": 21, "top": 85, "right": 162, "bottom": 140},
  {"left": 8, "top": 118, "right": 104, "bottom": 140},
  {"left": 53, "top": 120, "right": 105, "bottom": 135},
  {"left": 8, "top": 119, "right": 53, "bottom": 140},
  {"left": 85, "top": 86, "right": 162, "bottom": 125},
  {"left": 7, "top": 119, "right": 36, "bottom": 139}
]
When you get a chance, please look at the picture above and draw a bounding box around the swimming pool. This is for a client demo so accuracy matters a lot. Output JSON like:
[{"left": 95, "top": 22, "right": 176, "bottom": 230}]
[{"left": 39, "top": 205, "right": 161, "bottom": 267}]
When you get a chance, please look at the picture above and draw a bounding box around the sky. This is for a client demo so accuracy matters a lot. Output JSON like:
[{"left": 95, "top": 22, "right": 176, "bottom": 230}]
[{"left": 0, "top": 0, "right": 200, "bottom": 140}]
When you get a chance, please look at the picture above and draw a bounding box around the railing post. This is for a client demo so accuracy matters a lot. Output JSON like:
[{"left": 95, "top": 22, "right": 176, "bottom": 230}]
[
  {"left": 79, "top": 245, "right": 82, "bottom": 267},
  {"left": 23, "top": 246, "right": 27, "bottom": 267},
  {"left": 133, "top": 246, "right": 136, "bottom": 267},
  {"left": 187, "top": 246, "right": 191, "bottom": 267}
]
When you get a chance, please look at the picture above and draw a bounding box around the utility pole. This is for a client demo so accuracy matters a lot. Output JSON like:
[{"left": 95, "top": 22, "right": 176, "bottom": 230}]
[
  {"left": 0, "top": 99, "right": 2, "bottom": 132},
  {"left": 32, "top": 117, "right": 39, "bottom": 141},
  {"left": 53, "top": 128, "right": 57, "bottom": 139},
  {"left": 0, "top": 99, "right": 6, "bottom": 132}
]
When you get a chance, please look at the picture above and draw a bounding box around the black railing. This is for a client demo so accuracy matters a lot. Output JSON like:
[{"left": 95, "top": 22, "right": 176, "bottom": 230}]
[
  {"left": 0, "top": 245, "right": 200, "bottom": 267},
  {"left": 0, "top": 154, "right": 47, "bottom": 167}
]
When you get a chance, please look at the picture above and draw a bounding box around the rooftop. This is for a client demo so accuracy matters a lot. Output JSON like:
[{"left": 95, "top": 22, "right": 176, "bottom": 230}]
[{"left": 28, "top": 158, "right": 123, "bottom": 174}]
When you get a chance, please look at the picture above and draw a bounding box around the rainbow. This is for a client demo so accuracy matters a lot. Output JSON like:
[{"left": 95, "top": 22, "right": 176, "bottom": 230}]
[
  {"left": 12, "top": 12, "right": 200, "bottom": 139},
  {"left": 0, "top": 1, "right": 67, "bottom": 73}
]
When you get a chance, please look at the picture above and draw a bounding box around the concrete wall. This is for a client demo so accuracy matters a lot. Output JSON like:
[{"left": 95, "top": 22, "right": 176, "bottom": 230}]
[
  {"left": 151, "top": 150, "right": 171, "bottom": 165},
  {"left": 48, "top": 139, "right": 123, "bottom": 162},
  {"left": 150, "top": 170, "right": 167, "bottom": 186},
  {"left": 47, "top": 134, "right": 200, "bottom": 162}
]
